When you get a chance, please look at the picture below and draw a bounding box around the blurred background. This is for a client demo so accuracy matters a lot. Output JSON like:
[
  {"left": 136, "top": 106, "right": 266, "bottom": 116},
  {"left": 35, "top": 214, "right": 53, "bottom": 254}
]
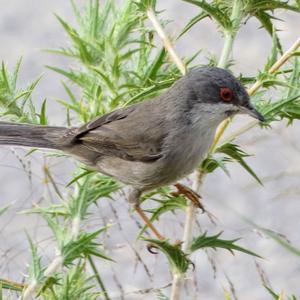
[{"left": 0, "top": 1, "right": 299, "bottom": 299}]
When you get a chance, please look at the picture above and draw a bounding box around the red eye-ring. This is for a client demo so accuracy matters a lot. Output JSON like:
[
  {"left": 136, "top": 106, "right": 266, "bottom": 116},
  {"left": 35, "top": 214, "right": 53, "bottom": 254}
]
[{"left": 220, "top": 87, "right": 233, "bottom": 102}]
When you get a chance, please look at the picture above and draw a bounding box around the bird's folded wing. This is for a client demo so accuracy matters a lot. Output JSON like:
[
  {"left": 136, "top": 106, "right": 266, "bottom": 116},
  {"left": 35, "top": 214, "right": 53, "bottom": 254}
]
[{"left": 74, "top": 103, "right": 166, "bottom": 163}]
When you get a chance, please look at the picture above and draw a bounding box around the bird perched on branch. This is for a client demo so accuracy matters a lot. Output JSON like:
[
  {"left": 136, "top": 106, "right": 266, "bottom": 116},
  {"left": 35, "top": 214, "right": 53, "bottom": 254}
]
[{"left": 0, "top": 67, "right": 265, "bottom": 239}]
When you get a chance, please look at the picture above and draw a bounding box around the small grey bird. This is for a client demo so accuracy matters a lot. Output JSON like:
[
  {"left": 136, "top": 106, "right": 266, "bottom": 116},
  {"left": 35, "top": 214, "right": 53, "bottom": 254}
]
[{"left": 0, "top": 67, "right": 264, "bottom": 238}]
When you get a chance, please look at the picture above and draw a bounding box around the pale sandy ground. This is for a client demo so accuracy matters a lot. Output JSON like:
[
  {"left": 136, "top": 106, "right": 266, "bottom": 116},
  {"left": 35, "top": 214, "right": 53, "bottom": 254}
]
[{"left": 0, "top": 1, "right": 299, "bottom": 299}]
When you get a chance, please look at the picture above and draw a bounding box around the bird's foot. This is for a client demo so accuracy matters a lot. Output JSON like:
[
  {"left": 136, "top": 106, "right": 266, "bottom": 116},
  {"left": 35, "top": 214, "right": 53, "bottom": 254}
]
[
  {"left": 128, "top": 188, "right": 165, "bottom": 241},
  {"left": 171, "top": 183, "right": 205, "bottom": 212},
  {"left": 171, "top": 183, "right": 217, "bottom": 223},
  {"left": 134, "top": 204, "right": 165, "bottom": 241}
]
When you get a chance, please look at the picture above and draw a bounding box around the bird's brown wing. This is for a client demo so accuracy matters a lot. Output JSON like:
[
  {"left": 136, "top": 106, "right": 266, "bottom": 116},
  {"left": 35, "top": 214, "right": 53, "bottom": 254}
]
[
  {"left": 75, "top": 105, "right": 137, "bottom": 137},
  {"left": 73, "top": 103, "right": 166, "bottom": 162}
]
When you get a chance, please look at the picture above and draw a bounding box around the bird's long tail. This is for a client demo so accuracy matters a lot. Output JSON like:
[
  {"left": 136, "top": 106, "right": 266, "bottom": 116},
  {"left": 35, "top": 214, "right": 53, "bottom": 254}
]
[{"left": 0, "top": 122, "right": 68, "bottom": 150}]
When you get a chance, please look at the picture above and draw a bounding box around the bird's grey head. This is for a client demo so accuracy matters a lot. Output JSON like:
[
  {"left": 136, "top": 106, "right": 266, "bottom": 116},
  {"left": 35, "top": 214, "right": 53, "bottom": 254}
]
[{"left": 183, "top": 67, "right": 265, "bottom": 123}]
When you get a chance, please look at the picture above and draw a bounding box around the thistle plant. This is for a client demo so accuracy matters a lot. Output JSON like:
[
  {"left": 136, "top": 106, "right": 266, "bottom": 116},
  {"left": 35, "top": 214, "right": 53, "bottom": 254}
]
[{"left": 0, "top": 1, "right": 299, "bottom": 299}]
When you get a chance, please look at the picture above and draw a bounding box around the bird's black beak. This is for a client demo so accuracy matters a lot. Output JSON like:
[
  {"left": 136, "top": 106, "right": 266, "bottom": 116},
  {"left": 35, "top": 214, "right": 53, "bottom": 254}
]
[{"left": 239, "top": 103, "right": 265, "bottom": 122}]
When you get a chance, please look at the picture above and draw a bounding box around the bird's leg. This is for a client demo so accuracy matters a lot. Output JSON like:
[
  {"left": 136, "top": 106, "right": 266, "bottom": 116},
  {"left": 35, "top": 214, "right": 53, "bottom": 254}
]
[
  {"left": 171, "top": 183, "right": 205, "bottom": 212},
  {"left": 128, "top": 188, "right": 165, "bottom": 240}
]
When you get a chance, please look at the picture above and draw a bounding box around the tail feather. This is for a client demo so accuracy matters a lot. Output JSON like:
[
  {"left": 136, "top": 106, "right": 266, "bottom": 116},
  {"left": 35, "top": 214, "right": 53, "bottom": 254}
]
[{"left": 0, "top": 122, "right": 68, "bottom": 150}]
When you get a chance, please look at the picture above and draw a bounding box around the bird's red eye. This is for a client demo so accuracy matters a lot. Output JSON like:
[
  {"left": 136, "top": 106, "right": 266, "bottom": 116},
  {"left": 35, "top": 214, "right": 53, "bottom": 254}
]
[{"left": 220, "top": 87, "right": 233, "bottom": 102}]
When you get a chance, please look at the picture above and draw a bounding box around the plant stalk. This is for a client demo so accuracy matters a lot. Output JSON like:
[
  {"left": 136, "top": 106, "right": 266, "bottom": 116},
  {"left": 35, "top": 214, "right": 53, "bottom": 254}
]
[
  {"left": 218, "top": 0, "right": 243, "bottom": 69},
  {"left": 146, "top": 7, "right": 195, "bottom": 300},
  {"left": 218, "top": 31, "right": 234, "bottom": 69},
  {"left": 147, "top": 8, "right": 187, "bottom": 75},
  {"left": 170, "top": 170, "right": 204, "bottom": 300},
  {"left": 21, "top": 212, "right": 82, "bottom": 299},
  {"left": 147, "top": 4, "right": 299, "bottom": 300},
  {"left": 170, "top": 2, "right": 243, "bottom": 299},
  {"left": 20, "top": 255, "right": 64, "bottom": 300},
  {"left": 88, "top": 255, "right": 111, "bottom": 300}
]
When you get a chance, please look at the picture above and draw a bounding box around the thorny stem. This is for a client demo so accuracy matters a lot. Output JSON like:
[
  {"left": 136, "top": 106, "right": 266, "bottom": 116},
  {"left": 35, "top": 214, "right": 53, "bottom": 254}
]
[
  {"left": 20, "top": 254, "right": 64, "bottom": 300},
  {"left": 147, "top": 7, "right": 191, "bottom": 300},
  {"left": 170, "top": 2, "right": 243, "bottom": 299},
  {"left": 21, "top": 197, "right": 81, "bottom": 299},
  {"left": 147, "top": 7, "right": 197, "bottom": 300},
  {"left": 170, "top": 170, "right": 205, "bottom": 300},
  {"left": 218, "top": 0, "right": 243, "bottom": 69},
  {"left": 71, "top": 215, "right": 81, "bottom": 240},
  {"left": 147, "top": 8, "right": 187, "bottom": 75},
  {"left": 148, "top": 4, "right": 300, "bottom": 300}
]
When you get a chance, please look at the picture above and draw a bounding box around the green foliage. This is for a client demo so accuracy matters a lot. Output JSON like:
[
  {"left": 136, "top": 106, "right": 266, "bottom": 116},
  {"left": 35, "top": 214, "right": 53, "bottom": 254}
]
[
  {"left": 201, "top": 155, "right": 231, "bottom": 175},
  {"left": 139, "top": 193, "right": 187, "bottom": 237},
  {"left": 183, "top": 0, "right": 299, "bottom": 47},
  {"left": 190, "top": 232, "right": 261, "bottom": 257},
  {"left": 47, "top": 0, "right": 187, "bottom": 123},
  {"left": 142, "top": 238, "right": 191, "bottom": 273},
  {"left": 27, "top": 233, "right": 44, "bottom": 286},
  {"left": 62, "top": 229, "right": 113, "bottom": 265},
  {"left": 0, "top": 59, "right": 43, "bottom": 123},
  {"left": 258, "top": 58, "right": 300, "bottom": 124},
  {"left": 41, "top": 212, "right": 112, "bottom": 265},
  {"left": 66, "top": 173, "right": 119, "bottom": 220},
  {"left": 201, "top": 143, "right": 262, "bottom": 184},
  {"left": 134, "top": 0, "right": 157, "bottom": 11},
  {"left": 0, "top": 0, "right": 299, "bottom": 298},
  {"left": 218, "top": 143, "right": 262, "bottom": 184},
  {"left": 183, "top": 0, "right": 232, "bottom": 30},
  {"left": 41, "top": 264, "right": 100, "bottom": 300}
]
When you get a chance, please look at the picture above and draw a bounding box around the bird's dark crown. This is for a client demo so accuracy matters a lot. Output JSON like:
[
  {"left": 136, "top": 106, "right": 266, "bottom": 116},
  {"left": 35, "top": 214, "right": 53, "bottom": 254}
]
[{"left": 185, "top": 66, "right": 249, "bottom": 107}]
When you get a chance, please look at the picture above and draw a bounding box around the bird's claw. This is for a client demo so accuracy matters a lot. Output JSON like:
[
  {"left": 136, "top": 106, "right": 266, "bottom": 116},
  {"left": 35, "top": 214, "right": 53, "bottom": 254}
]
[
  {"left": 147, "top": 243, "right": 159, "bottom": 254},
  {"left": 171, "top": 183, "right": 205, "bottom": 213}
]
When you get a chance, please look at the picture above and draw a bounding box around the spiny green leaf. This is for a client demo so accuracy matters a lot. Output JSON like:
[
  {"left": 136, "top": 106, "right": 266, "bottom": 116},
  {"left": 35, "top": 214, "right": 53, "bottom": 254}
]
[
  {"left": 26, "top": 232, "right": 44, "bottom": 283},
  {"left": 264, "top": 28, "right": 279, "bottom": 72},
  {"left": 134, "top": 0, "right": 157, "bottom": 11},
  {"left": 138, "top": 195, "right": 187, "bottom": 237},
  {"left": 63, "top": 228, "right": 113, "bottom": 265},
  {"left": 146, "top": 196, "right": 187, "bottom": 215},
  {"left": 217, "top": 143, "right": 263, "bottom": 185},
  {"left": 62, "top": 81, "right": 78, "bottom": 104},
  {"left": 46, "top": 66, "right": 83, "bottom": 86},
  {"left": 66, "top": 169, "right": 96, "bottom": 187},
  {"left": 201, "top": 155, "right": 231, "bottom": 175},
  {"left": 142, "top": 238, "right": 191, "bottom": 273},
  {"left": 254, "top": 11, "right": 283, "bottom": 53},
  {"left": 39, "top": 99, "right": 48, "bottom": 125},
  {"left": 261, "top": 94, "right": 300, "bottom": 123},
  {"left": 40, "top": 264, "right": 100, "bottom": 300},
  {"left": 143, "top": 48, "right": 167, "bottom": 83},
  {"left": 183, "top": 0, "right": 232, "bottom": 29},
  {"left": 245, "top": 0, "right": 299, "bottom": 14},
  {"left": 124, "top": 78, "right": 177, "bottom": 105},
  {"left": 190, "top": 232, "right": 261, "bottom": 258},
  {"left": 12, "top": 57, "right": 23, "bottom": 91},
  {"left": 177, "top": 11, "right": 209, "bottom": 39}
]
